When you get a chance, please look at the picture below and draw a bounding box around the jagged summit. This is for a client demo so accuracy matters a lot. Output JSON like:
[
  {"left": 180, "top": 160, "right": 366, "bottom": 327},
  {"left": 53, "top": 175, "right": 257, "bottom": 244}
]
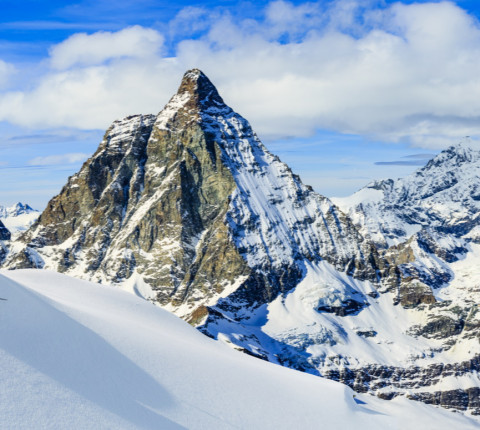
[
  {"left": 176, "top": 68, "right": 225, "bottom": 108},
  {"left": 422, "top": 140, "right": 480, "bottom": 172},
  {"left": 334, "top": 140, "right": 480, "bottom": 247},
  {"left": 0, "top": 202, "right": 38, "bottom": 241},
  {"left": 0, "top": 202, "right": 36, "bottom": 218},
  {"left": 155, "top": 69, "right": 231, "bottom": 132}
]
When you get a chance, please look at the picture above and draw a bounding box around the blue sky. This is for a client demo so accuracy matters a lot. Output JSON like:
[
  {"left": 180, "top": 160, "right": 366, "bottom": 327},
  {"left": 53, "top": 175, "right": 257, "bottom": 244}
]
[{"left": 1, "top": 0, "right": 480, "bottom": 208}]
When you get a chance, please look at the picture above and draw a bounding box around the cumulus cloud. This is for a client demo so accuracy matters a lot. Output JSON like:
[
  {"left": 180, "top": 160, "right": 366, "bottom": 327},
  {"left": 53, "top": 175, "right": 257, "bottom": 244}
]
[
  {"left": 49, "top": 25, "right": 164, "bottom": 69},
  {"left": 1, "top": 1, "right": 480, "bottom": 148},
  {"left": 28, "top": 153, "right": 90, "bottom": 166},
  {"left": 168, "top": 7, "right": 212, "bottom": 37},
  {"left": 265, "top": 0, "right": 323, "bottom": 39}
]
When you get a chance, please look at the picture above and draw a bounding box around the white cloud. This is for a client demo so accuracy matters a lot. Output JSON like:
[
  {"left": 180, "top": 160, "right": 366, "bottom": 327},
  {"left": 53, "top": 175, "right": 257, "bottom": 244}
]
[
  {"left": 1, "top": 1, "right": 480, "bottom": 148},
  {"left": 168, "top": 7, "right": 212, "bottom": 37},
  {"left": 28, "top": 153, "right": 90, "bottom": 166},
  {"left": 0, "top": 60, "right": 15, "bottom": 89},
  {"left": 265, "top": 0, "right": 323, "bottom": 39},
  {"left": 49, "top": 25, "right": 164, "bottom": 69}
]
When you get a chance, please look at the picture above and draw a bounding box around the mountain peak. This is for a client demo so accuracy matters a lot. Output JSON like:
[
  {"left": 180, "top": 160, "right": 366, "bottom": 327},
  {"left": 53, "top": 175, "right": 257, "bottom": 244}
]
[
  {"left": 155, "top": 69, "right": 231, "bottom": 131},
  {"left": 176, "top": 68, "right": 225, "bottom": 108},
  {"left": 423, "top": 140, "right": 480, "bottom": 172},
  {"left": 0, "top": 202, "right": 37, "bottom": 218},
  {"left": 14, "top": 202, "right": 27, "bottom": 211}
]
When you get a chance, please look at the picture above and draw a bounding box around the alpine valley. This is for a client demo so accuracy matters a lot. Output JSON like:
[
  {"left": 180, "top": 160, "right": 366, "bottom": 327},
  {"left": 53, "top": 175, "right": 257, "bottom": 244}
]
[{"left": 3, "top": 70, "right": 480, "bottom": 417}]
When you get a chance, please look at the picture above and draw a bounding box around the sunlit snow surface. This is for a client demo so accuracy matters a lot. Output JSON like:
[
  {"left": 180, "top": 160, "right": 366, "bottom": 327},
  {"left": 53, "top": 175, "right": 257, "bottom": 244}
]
[{"left": 1, "top": 270, "right": 478, "bottom": 430}]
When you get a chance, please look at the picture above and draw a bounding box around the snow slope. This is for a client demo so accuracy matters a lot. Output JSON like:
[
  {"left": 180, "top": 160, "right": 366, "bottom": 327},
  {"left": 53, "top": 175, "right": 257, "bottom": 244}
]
[{"left": 1, "top": 270, "right": 477, "bottom": 430}]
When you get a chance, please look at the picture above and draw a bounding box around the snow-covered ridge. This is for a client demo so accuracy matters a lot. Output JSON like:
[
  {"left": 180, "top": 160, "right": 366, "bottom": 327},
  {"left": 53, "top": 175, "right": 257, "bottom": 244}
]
[
  {"left": 1, "top": 270, "right": 477, "bottom": 430},
  {"left": 99, "top": 114, "right": 156, "bottom": 155},
  {"left": 333, "top": 142, "right": 480, "bottom": 247},
  {"left": 0, "top": 202, "right": 36, "bottom": 218}
]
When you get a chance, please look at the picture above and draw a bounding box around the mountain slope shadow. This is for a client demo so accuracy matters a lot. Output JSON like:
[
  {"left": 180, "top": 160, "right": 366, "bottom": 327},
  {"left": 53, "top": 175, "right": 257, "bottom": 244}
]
[{"left": 0, "top": 274, "right": 185, "bottom": 430}]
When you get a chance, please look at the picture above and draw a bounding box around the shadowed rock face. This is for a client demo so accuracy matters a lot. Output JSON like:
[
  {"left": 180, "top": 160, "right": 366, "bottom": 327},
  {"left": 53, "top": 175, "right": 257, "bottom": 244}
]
[
  {"left": 7, "top": 69, "right": 380, "bottom": 320},
  {"left": 325, "top": 355, "right": 480, "bottom": 415},
  {"left": 0, "top": 220, "right": 10, "bottom": 241},
  {"left": 0, "top": 220, "right": 10, "bottom": 264}
]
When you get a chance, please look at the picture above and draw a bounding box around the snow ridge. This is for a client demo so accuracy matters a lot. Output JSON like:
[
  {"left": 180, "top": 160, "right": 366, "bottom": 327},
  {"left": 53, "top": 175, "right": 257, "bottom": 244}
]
[
  {"left": 3, "top": 269, "right": 477, "bottom": 430},
  {"left": 200, "top": 98, "right": 370, "bottom": 274},
  {"left": 333, "top": 142, "right": 480, "bottom": 247}
]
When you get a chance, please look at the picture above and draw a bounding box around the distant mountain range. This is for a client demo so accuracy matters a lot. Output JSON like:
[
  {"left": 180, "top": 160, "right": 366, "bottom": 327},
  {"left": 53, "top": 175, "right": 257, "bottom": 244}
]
[
  {"left": 1, "top": 70, "right": 480, "bottom": 416},
  {"left": 0, "top": 202, "right": 39, "bottom": 239}
]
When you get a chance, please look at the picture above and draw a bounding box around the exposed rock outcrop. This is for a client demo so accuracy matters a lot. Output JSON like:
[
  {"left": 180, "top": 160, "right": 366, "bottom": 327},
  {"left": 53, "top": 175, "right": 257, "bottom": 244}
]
[
  {"left": 7, "top": 70, "right": 381, "bottom": 322},
  {"left": 0, "top": 220, "right": 10, "bottom": 241}
]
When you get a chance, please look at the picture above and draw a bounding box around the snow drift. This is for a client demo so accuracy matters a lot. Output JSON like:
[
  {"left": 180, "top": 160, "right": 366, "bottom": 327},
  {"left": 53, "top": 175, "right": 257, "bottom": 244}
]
[{"left": 0, "top": 269, "right": 478, "bottom": 429}]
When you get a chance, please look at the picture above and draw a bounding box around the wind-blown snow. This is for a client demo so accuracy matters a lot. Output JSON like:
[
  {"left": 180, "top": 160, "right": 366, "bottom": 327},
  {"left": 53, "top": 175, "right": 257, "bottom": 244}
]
[{"left": 1, "top": 270, "right": 477, "bottom": 429}]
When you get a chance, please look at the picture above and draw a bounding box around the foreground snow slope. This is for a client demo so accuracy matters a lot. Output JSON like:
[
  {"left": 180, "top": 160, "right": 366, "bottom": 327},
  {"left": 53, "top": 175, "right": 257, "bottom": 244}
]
[{"left": 0, "top": 270, "right": 478, "bottom": 430}]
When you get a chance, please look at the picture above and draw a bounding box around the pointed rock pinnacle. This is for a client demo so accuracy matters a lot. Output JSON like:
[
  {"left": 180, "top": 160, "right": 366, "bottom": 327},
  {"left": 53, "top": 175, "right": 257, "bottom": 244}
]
[{"left": 176, "top": 68, "right": 225, "bottom": 110}]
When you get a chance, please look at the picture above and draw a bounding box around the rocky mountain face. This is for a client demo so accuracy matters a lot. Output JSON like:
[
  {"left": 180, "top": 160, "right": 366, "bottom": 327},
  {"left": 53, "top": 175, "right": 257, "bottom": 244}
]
[
  {"left": 0, "top": 220, "right": 10, "bottom": 242},
  {"left": 4, "top": 70, "right": 480, "bottom": 416},
  {"left": 6, "top": 69, "right": 381, "bottom": 316},
  {"left": 0, "top": 221, "right": 10, "bottom": 270},
  {"left": 0, "top": 221, "right": 12, "bottom": 264}
]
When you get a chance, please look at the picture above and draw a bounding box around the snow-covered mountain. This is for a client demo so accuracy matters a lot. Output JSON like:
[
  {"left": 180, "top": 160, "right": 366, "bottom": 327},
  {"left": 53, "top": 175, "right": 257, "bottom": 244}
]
[
  {"left": 2, "top": 269, "right": 478, "bottom": 430},
  {"left": 329, "top": 142, "right": 480, "bottom": 408},
  {"left": 333, "top": 142, "right": 480, "bottom": 249},
  {"left": 333, "top": 143, "right": 480, "bottom": 320},
  {"left": 0, "top": 202, "right": 39, "bottom": 239},
  {"left": 4, "top": 70, "right": 480, "bottom": 416}
]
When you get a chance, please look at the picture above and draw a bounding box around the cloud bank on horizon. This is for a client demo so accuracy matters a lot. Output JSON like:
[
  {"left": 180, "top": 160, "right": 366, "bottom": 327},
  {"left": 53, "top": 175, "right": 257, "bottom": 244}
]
[{"left": 1, "top": 0, "right": 480, "bottom": 149}]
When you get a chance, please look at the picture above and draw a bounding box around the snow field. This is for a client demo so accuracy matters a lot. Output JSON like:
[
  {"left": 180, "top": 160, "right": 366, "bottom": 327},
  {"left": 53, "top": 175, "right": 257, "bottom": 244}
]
[{"left": 1, "top": 269, "right": 478, "bottom": 429}]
